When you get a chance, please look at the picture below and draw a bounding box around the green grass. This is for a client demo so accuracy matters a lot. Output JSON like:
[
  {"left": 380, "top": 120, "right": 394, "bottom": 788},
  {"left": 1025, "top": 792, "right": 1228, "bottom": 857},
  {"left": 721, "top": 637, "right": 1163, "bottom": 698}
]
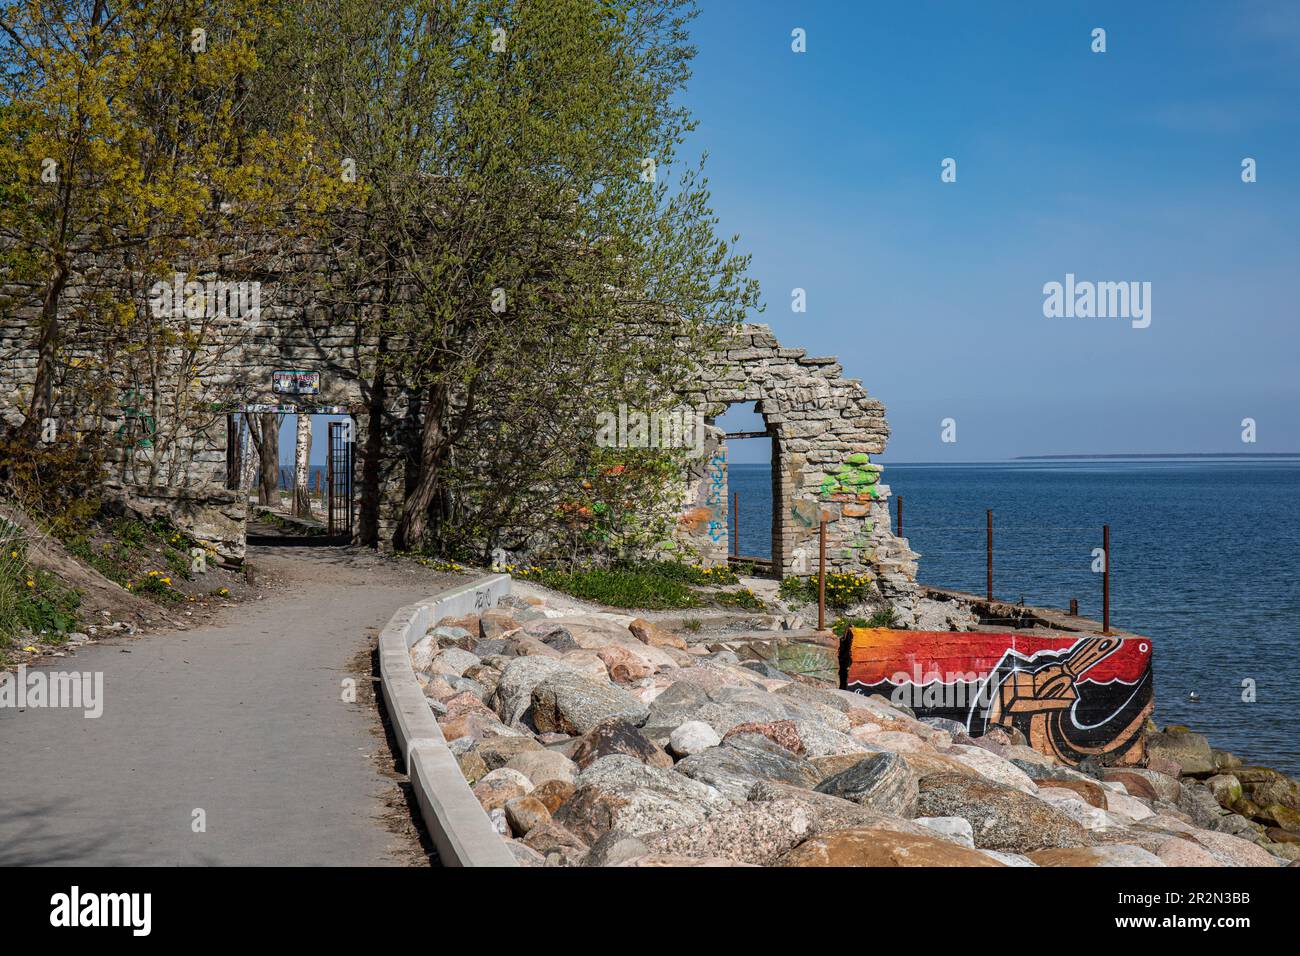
[
  {"left": 830, "top": 606, "right": 899, "bottom": 638},
  {"left": 0, "top": 536, "right": 81, "bottom": 661},
  {"left": 518, "top": 565, "right": 700, "bottom": 609}
]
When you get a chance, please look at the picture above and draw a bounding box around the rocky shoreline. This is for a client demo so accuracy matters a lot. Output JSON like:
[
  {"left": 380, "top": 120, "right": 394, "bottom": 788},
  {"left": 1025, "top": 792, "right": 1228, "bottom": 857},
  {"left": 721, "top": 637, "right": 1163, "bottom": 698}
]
[{"left": 410, "top": 590, "right": 1298, "bottom": 867}]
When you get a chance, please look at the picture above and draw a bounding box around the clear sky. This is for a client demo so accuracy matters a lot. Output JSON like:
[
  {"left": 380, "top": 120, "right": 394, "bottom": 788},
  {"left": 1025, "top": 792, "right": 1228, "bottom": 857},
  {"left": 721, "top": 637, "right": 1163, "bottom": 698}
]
[{"left": 683, "top": 1, "right": 1300, "bottom": 462}]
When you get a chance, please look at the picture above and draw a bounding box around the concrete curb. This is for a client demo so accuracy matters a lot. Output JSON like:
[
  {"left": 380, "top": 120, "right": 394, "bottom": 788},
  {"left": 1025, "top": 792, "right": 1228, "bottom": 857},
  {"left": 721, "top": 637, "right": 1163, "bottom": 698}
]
[{"left": 378, "top": 573, "right": 517, "bottom": 867}]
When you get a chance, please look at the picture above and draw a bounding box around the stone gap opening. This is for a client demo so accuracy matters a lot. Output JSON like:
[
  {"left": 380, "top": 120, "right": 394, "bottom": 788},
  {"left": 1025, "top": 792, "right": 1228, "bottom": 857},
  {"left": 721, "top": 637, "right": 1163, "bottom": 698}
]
[
  {"left": 713, "top": 402, "right": 779, "bottom": 576},
  {"left": 226, "top": 405, "right": 356, "bottom": 543}
]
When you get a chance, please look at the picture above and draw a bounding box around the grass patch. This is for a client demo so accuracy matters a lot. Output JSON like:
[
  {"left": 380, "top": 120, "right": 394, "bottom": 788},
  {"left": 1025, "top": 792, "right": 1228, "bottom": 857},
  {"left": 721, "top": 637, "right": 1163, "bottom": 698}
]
[
  {"left": 0, "top": 531, "right": 82, "bottom": 661},
  {"left": 516, "top": 565, "right": 699, "bottom": 610},
  {"left": 830, "top": 606, "right": 899, "bottom": 638}
]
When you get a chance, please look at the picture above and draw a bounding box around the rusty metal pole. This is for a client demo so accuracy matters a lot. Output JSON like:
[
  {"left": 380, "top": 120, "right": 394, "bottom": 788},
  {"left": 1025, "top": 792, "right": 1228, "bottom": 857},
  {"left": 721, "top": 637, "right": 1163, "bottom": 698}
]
[
  {"left": 731, "top": 492, "right": 739, "bottom": 557},
  {"left": 896, "top": 495, "right": 903, "bottom": 538},
  {"left": 986, "top": 509, "right": 993, "bottom": 602},
  {"left": 1069, "top": 598, "right": 1078, "bottom": 616},
  {"left": 1102, "top": 524, "right": 1111, "bottom": 635},
  {"left": 818, "top": 515, "right": 827, "bottom": 631}
]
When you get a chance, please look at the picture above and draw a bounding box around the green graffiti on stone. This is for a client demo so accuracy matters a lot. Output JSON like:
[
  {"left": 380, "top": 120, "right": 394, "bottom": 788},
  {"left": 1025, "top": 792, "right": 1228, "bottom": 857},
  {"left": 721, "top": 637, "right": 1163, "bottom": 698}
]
[{"left": 819, "top": 453, "right": 882, "bottom": 497}]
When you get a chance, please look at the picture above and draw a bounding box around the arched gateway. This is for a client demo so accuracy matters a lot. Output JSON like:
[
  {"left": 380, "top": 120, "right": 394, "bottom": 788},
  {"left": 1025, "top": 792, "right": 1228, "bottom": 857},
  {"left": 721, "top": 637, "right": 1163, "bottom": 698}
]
[{"left": 676, "top": 323, "right": 918, "bottom": 597}]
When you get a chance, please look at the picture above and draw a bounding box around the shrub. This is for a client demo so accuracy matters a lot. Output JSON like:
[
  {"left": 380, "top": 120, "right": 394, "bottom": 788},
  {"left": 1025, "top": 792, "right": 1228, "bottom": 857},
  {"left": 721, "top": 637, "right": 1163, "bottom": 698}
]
[{"left": 778, "top": 571, "right": 876, "bottom": 610}]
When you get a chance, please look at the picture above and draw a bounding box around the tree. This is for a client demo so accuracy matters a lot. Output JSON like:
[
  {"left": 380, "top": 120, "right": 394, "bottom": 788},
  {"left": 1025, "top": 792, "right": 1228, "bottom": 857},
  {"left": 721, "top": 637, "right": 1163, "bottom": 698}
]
[
  {"left": 0, "top": 0, "right": 334, "bottom": 487},
  {"left": 300, "top": 0, "right": 758, "bottom": 555}
]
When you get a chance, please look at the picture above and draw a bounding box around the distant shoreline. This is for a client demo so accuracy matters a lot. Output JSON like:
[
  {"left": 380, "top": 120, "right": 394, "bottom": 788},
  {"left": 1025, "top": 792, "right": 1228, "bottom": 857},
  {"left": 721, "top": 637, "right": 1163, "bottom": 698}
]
[{"left": 1012, "top": 453, "right": 1300, "bottom": 460}]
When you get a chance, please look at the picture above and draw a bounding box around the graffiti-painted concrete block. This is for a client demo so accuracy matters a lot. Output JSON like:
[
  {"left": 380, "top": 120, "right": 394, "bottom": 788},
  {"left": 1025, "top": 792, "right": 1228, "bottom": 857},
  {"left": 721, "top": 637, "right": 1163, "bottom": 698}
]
[{"left": 846, "top": 629, "right": 1154, "bottom": 767}]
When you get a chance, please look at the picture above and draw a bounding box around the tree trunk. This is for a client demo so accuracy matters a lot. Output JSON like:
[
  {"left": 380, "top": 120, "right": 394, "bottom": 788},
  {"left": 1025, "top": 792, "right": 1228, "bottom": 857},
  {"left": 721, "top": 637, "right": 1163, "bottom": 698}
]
[
  {"left": 293, "top": 414, "right": 312, "bottom": 516},
  {"left": 395, "top": 384, "right": 448, "bottom": 550},
  {"left": 239, "top": 414, "right": 258, "bottom": 492},
  {"left": 257, "top": 412, "right": 279, "bottom": 506},
  {"left": 28, "top": 261, "right": 70, "bottom": 431}
]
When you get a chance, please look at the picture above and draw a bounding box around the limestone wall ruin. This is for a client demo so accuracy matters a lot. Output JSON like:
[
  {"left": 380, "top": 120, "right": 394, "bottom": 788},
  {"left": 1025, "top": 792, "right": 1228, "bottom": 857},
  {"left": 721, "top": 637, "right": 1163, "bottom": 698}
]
[
  {"left": 677, "top": 323, "right": 918, "bottom": 596},
  {"left": 3, "top": 268, "right": 918, "bottom": 596}
]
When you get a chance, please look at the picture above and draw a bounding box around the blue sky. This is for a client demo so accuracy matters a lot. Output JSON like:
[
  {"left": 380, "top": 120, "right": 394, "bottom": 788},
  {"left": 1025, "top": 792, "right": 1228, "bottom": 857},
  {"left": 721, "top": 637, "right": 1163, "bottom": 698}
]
[{"left": 683, "top": 1, "right": 1300, "bottom": 462}]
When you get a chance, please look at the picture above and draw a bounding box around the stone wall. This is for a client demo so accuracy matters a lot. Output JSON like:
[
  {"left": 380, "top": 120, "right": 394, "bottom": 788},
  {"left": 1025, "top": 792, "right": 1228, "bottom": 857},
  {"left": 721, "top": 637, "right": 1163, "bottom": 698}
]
[
  {"left": 3, "top": 263, "right": 918, "bottom": 596},
  {"left": 680, "top": 324, "right": 918, "bottom": 596}
]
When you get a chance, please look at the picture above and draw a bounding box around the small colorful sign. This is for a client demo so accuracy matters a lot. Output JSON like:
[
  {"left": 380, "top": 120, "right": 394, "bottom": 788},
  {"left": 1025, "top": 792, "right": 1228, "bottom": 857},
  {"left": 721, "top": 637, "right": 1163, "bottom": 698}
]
[{"left": 272, "top": 370, "right": 320, "bottom": 395}]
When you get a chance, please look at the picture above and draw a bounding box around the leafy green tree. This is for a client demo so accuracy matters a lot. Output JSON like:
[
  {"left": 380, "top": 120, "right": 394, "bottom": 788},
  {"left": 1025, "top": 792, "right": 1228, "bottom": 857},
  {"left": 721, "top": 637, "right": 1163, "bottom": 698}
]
[{"left": 300, "top": 0, "right": 758, "bottom": 554}]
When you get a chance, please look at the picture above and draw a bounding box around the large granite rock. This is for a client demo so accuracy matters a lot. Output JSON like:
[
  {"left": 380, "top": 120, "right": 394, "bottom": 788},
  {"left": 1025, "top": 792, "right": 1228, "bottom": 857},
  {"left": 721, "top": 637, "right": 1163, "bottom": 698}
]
[
  {"left": 490, "top": 656, "right": 581, "bottom": 726},
  {"left": 778, "top": 827, "right": 1006, "bottom": 867},
  {"left": 674, "top": 733, "right": 821, "bottom": 802},
  {"left": 915, "top": 773, "right": 1089, "bottom": 853},
  {"left": 1145, "top": 728, "right": 1216, "bottom": 776},
  {"left": 643, "top": 799, "right": 817, "bottom": 866},
  {"left": 570, "top": 717, "right": 673, "bottom": 769},
  {"left": 554, "top": 754, "right": 730, "bottom": 844},
  {"left": 530, "top": 672, "right": 650, "bottom": 735},
  {"left": 814, "top": 752, "right": 919, "bottom": 817}
]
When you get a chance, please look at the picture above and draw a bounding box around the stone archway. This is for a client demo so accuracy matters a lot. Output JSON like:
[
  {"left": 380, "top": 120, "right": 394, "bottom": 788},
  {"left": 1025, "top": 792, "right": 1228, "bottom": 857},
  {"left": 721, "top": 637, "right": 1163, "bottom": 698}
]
[{"left": 678, "top": 324, "right": 918, "bottom": 597}]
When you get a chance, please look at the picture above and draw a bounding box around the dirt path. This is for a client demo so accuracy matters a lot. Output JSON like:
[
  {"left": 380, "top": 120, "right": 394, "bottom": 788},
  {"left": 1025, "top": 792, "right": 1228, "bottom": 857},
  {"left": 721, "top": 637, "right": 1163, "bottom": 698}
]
[{"left": 0, "top": 547, "right": 462, "bottom": 866}]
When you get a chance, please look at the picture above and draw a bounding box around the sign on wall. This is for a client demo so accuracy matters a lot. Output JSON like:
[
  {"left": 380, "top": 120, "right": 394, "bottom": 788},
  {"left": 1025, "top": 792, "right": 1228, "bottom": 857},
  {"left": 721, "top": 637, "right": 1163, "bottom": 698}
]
[{"left": 272, "top": 370, "right": 321, "bottom": 395}]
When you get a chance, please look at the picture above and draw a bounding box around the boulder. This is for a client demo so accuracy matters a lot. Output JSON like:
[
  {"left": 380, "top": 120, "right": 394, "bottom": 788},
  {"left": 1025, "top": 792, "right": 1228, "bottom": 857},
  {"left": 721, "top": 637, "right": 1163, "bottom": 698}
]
[
  {"left": 455, "top": 750, "right": 488, "bottom": 786},
  {"left": 1102, "top": 767, "right": 1181, "bottom": 803},
  {"left": 531, "top": 778, "right": 576, "bottom": 814},
  {"left": 944, "top": 744, "right": 1038, "bottom": 793},
  {"left": 1145, "top": 728, "right": 1216, "bottom": 776},
  {"left": 570, "top": 717, "right": 673, "bottom": 770},
  {"left": 814, "top": 752, "right": 919, "bottom": 817},
  {"left": 1155, "top": 837, "right": 1224, "bottom": 867},
  {"left": 669, "top": 720, "right": 722, "bottom": 757},
  {"left": 1191, "top": 829, "right": 1282, "bottom": 867},
  {"left": 473, "top": 735, "right": 545, "bottom": 770},
  {"left": 1235, "top": 766, "right": 1300, "bottom": 811},
  {"left": 915, "top": 816, "right": 975, "bottom": 848},
  {"left": 916, "top": 773, "right": 1089, "bottom": 853},
  {"left": 581, "top": 831, "right": 651, "bottom": 867},
  {"left": 597, "top": 645, "right": 655, "bottom": 683},
  {"left": 504, "top": 749, "right": 579, "bottom": 786},
  {"left": 521, "top": 821, "right": 589, "bottom": 857},
  {"left": 643, "top": 799, "right": 817, "bottom": 866},
  {"left": 722, "top": 719, "right": 804, "bottom": 754},
  {"left": 1038, "top": 778, "right": 1108, "bottom": 809},
  {"left": 1204, "top": 773, "right": 1243, "bottom": 809},
  {"left": 674, "top": 733, "right": 821, "bottom": 802},
  {"left": 1028, "top": 845, "right": 1165, "bottom": 867},
  {"left": 629, "top": 618, "right": 688, "bottom": 650},
  {"left": 427, "top": 647, "right": 481, "bottom": 678},
  {"left": 553, "top": 754, "right": 730, "bottom": 844},
  {"left": 504, "top": 840, "right": 546, "bottom": 867},
  {"left": 531, "top": 672, "right": 650, "bottom": 736},
  {"left": 1036, "top": 789, "right": 1118, "bottom": 831},
  {"left": 490, "top": 656, "right": 581, "bottom": 726},
  {"left": 779, "top": 827, "right": 1006, "bottom": 867},
  {"left": 504, "top": 795, "right": 552, "bottom": 836},
  {"left": 472, "top": 767, "right": 534, "bottom": 812},
  {"left": 612, "top": 854, "right": 756, "bottom": 867},
  {"left": 748, "top": 780, "right": 935, "bottom": 838},
  {"left": 790, "top": 719, "right": 870, "bottom": 758},
  {"left": 479, "top": 609, "right": 520, "bottom": 640}
]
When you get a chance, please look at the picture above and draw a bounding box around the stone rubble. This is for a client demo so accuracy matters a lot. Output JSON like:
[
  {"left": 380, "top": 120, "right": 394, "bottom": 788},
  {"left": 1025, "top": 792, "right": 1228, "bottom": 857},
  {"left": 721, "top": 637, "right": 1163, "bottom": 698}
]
[{"left": 409, "top": 597, "right": 1294, "bottom": 867}]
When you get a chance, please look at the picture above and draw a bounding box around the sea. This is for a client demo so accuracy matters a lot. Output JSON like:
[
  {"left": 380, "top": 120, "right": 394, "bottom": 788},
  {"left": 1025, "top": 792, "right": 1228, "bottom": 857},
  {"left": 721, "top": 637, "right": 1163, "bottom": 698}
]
[{"left": 728, "top": 459, "right": 1300, "bottom": 776}]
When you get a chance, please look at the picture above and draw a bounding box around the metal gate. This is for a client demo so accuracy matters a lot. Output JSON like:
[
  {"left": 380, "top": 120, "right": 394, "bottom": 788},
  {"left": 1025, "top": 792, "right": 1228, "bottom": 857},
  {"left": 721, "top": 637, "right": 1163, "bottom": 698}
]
[{"left": 326, "top": 420, "right": 353, "bottom": 538}]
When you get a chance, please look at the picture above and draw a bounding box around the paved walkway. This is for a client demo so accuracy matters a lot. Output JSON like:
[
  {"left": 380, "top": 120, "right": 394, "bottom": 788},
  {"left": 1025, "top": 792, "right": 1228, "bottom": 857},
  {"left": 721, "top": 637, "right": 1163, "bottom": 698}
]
[{"left": 0, "top": 548, "right": 459, "bottom": 866}]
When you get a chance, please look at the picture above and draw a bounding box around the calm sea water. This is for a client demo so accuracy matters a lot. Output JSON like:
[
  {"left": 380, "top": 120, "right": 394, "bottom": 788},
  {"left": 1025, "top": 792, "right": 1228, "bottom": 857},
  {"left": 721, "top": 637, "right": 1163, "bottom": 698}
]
[{"left": 729, "top": 459, "right": 1300, "bottom": 775}]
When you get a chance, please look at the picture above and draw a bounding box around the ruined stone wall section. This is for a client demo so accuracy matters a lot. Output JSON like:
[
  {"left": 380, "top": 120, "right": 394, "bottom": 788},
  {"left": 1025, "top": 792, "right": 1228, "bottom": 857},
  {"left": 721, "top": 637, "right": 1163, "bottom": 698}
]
[{"left": 681, "top": 323, "right": 919, "bottom": 599}]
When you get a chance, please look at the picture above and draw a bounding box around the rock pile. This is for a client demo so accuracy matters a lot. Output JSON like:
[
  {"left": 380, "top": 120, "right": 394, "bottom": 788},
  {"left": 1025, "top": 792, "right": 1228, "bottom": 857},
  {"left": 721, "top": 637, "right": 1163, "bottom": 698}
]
[{"left": 410, "top": 594, "right": 1293, "bottom": 867}]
